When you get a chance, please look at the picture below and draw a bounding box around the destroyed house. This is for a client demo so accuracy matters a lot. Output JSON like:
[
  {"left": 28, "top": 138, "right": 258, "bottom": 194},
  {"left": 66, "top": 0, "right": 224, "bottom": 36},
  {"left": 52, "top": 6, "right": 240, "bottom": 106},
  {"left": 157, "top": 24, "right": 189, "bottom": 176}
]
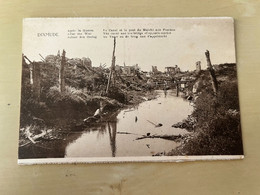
[
  {"left": 152, "top": 66, "right": 159, "bottom": 74},
  {"left": 196, "top": 61, "right": 201, "bottom": 72},
  {"left": 116, "top": 64, "right": 139, "bottom": 76},
  {"left": 165, "top": 65, "right": 180, "bottom": 75}
]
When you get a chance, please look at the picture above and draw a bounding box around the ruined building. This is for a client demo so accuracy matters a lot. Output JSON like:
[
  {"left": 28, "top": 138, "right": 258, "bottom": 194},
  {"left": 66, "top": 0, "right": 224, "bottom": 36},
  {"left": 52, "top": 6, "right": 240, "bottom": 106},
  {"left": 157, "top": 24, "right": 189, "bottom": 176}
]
[
  {"left": 165, "top": 65, "right": 180, "bottom": 76},
  {"left": 82, "top": 57, "right": 92, "bottom": 68},
  {"left": 116, "top": 64, "right": 139, "bottom": 76},
  {"left": 165, "top": 67, "right": 175, "bottom": 74},
  {"left": 175, "top": 65, "right": 180, "bottom": 74},
  {"left": 152, "top": 66, "right": 159, "bottom": 74},
  {"left": 115, "top": 65, "right": 122, "bottom": 72},
  {"left": 196, "top": 61, "right": 201, "bottom": 73}
]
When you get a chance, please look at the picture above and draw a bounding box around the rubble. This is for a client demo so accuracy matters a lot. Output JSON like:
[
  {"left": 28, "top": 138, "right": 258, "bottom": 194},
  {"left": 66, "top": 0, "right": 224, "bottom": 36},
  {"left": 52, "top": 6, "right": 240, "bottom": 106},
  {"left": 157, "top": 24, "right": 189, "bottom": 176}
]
[
  {"left": 19, "top": 126, "right": 63, "bottom": 148},
  {"left": 172, "top": 115, "right": 196, "bottom": 131}
]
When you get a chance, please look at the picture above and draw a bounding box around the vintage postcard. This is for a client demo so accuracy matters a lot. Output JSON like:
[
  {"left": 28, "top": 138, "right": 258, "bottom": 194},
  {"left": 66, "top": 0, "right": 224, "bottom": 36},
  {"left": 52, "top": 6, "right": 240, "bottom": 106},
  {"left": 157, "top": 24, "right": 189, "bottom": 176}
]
[{"left": 18, "top": 17, "right": 243, "bottom": 164}]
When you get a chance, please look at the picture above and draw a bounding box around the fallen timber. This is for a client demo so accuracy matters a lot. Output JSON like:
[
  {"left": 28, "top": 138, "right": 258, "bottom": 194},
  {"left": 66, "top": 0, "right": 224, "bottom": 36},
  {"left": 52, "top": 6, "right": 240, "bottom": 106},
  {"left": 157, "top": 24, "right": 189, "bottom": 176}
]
[{"left": 135, "top": 134, "right": 183, "bottom": 141}]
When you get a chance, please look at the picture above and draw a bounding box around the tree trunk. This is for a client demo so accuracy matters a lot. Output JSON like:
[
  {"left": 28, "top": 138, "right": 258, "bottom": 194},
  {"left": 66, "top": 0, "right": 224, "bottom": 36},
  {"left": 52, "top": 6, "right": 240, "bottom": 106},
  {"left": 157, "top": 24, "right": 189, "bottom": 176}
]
[
  {"left": 23, "top": 55, "right": 34, "bottom": 85},
  {"left": 176, "top": 82, "right": 179, "bottom": 97},
  {"left": 205, "top": 50, "right": 218, "bottom": 95},
  {"left": 32, "top": 62, "right": 41, "bottom": 102},
  {"left": 59, "top": 50, "right": 66, "bottom": 93},
  {"left": 106, "top": 38, "right": 116, "bottom": 94},
  {"left": 29, "top": 64, "right": 33, "bottom": 85}
]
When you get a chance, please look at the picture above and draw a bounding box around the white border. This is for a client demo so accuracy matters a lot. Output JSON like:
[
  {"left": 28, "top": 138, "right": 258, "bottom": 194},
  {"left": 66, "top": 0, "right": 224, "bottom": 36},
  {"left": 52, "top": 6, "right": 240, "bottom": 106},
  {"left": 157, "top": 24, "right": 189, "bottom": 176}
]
[
  {"left": 23, "top": 17, "right": 234, "bottom": 24},
  {"left": 18, "top": 155, "right": 244, "bottom": 165}
]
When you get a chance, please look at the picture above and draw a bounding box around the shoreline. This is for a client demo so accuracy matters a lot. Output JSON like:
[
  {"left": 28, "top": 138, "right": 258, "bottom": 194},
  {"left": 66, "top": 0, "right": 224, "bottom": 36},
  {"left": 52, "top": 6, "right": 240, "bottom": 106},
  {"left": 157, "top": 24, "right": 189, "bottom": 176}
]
[{"left": 18, "top": 89, "right": 159, "bottom": 155}]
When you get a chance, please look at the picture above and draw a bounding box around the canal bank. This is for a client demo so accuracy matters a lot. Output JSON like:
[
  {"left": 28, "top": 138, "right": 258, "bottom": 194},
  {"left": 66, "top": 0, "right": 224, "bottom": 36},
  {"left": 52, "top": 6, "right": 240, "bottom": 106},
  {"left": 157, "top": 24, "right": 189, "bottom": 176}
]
[
  {"left": 167, "top": 64, "right": 243, "bottom": 156},
  {"left": 19, "top": 90, "right": 193, "bottom": 159}
]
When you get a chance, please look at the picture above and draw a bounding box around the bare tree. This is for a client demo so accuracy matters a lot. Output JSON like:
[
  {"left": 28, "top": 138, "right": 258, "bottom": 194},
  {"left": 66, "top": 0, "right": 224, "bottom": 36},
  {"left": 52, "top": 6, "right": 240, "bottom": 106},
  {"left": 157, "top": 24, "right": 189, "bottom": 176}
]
[
  {"left": 106, "top": 38, "right": 116, "bottom": 94},
  {"left": 205, "top": 50, "right": 218, "bottom": 95},
  {"left": 23, "top": 54, "right": 34, "bottom": 85},
  {"left": 59, "top": 50, "right": 66, "bottom": 93},
  {"left": 32, "top": 62, "right": 41, "bottom": 102}
]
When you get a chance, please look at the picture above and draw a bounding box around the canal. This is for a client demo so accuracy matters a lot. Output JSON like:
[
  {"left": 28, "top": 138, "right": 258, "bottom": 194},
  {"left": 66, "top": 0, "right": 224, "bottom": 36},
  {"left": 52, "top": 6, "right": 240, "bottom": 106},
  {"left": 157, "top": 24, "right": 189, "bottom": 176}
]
[{"left": 65, "top": 90, "right": 193, "bottom": 157}]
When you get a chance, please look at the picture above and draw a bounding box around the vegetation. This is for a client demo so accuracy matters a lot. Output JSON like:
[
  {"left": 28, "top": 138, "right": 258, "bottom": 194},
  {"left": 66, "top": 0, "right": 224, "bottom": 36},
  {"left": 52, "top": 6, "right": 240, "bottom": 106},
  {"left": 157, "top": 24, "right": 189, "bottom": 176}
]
[
  {"left": 20, "top": 53, "right": 151, "bottom": 131},
  {"left": 169, "top": 63, "right": 243, "bottom": 155},
  {"left": 20, "top": 51, "right": 243, "bottom": 156}
]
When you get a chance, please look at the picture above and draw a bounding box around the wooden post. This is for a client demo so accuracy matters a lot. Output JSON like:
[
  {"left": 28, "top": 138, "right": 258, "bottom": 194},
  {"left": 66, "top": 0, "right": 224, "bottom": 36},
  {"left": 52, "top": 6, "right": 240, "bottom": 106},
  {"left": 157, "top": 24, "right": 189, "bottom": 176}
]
[
  {"left": 59, "top": 50, "right": 66, "bottom": 93},
  {"left": 106, "top": 38, "right": 116, "bottom": 94},
  {"left": 205, "top": 50, "right": 218, "bottom": 95}
]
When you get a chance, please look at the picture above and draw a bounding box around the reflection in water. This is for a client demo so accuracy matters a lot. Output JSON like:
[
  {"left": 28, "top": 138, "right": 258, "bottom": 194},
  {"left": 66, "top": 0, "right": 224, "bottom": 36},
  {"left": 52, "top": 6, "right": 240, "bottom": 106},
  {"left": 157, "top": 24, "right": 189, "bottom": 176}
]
[
  {"left": 164, "top": 89, "right": 167, "bottom": 97},
  {"left": 96, "top": 123, "right": 107, "bottom": 139},
  {"left": 107, "top": 119, "right": 117, "bottom": 157},
  {"left": 65, "top": 90, "right": 193, "bottom": 157}
]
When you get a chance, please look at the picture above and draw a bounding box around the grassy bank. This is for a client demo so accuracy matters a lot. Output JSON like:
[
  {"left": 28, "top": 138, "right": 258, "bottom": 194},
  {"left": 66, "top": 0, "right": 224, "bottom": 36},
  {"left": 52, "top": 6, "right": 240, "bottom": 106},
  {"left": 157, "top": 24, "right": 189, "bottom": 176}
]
[
  {"left": 19, "top": 55, "right": 159, "bottom": 151},
  {"left": 168, "top": 64, "right": 243, "bottom": 155}
]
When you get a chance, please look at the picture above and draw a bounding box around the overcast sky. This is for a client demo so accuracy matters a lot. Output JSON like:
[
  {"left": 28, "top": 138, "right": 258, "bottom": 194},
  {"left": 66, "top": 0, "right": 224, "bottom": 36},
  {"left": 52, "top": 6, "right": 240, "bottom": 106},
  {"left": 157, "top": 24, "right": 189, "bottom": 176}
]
[{"left": 23, "top": 17, "right": 236, "bottom": 72}]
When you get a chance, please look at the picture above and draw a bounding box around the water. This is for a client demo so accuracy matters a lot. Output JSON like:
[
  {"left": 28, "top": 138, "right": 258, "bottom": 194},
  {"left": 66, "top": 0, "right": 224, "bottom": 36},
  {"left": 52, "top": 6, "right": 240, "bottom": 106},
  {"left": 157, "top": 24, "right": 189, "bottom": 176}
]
[{"left": 65, "top": 90, "right": 193, "bottom": 157}]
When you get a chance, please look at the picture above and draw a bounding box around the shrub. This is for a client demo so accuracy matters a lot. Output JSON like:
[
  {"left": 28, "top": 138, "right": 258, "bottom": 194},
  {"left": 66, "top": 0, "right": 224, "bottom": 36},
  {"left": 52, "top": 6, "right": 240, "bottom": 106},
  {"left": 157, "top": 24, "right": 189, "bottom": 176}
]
[{"left": 170, "top": 65, "right": 243, "bottom": 155}]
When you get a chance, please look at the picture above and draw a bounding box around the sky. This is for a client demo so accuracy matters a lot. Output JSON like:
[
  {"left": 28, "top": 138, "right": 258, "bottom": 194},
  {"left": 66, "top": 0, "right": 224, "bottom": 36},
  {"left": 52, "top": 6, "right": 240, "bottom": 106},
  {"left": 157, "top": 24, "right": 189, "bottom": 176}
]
[{"left": 23, "top": 17, "right": 236, "bottom": 72}]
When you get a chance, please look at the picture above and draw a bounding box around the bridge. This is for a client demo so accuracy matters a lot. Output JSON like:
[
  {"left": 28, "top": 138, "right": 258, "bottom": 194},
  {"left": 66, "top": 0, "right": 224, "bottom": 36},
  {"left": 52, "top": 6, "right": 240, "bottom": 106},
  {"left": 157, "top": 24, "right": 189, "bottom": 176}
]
[{"left": 152, "top": 78, "right": 195, "bottom": 97}]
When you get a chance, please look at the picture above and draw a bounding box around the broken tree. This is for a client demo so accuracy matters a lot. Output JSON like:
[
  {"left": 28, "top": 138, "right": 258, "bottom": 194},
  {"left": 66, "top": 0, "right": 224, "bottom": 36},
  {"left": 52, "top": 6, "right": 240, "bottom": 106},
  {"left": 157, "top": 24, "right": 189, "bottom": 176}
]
[
  {"left": 106, "top": 38, "right": 116, "bottom": 94},
  {"left": 22, "top": 54, "right": 41, "bottom": 101},
  {"left": 32, "top": 62, "right": 41, "bottom": 102},
  {"left": 176, "top": 82, "right": 180, "bottom": 97},
  {"left": 59, "top": 50, "right": 66, "bottom": 93},
  {"left": 23, "top": 54, "right": 33, "bottom": 85},
  {"left": 205, "top": 50, "right": 218, "bottom": 95}
]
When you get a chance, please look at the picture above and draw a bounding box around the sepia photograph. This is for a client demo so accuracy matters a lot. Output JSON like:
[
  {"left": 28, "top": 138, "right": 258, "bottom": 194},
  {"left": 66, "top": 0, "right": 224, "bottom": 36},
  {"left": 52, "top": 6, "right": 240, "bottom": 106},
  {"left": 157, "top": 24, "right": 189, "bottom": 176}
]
[{"left": 18, "top": 17, "right": 243, "bottom": 164}]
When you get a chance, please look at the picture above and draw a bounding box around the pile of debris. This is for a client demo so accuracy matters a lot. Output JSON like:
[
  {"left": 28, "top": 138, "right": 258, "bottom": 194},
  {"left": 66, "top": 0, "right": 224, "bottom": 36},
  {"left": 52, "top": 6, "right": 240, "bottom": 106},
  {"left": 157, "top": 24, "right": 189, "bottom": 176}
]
[
  {"left": 172, "top": 115, "right": 196, "bottom": 131},
  {"left": 19, "top": 125, "right": 63, "bottom": 147}
]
